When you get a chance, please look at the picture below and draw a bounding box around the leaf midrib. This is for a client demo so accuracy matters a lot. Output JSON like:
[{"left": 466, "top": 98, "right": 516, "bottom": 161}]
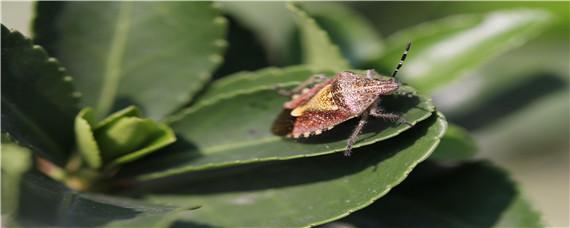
[{"left": 96, "top": 2, "right": 133, "bottom": 117}]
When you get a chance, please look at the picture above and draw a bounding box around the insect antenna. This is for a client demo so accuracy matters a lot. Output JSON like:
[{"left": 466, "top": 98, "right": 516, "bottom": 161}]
[{"left": 391, "top": 41, "right": 412, "bottom": 78}]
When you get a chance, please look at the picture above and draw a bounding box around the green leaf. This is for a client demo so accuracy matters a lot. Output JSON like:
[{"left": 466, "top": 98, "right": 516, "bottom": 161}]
[
  {"left": 141, "top": 113, "right": 446, "bottom": 227},
  {"left": 429, "top": 123, "right": 477, "bottom": 161},
  {"left": 75, "top": 108, "right": 102, "bottom": 169},
  {"left": 119, "top": 68, "right": 435, "bottom": 180},
  {"left": 17, "top": 172, "right": 195, "bottom": 227},
  {"left": 300, "top": 2, "right": 384, "bottom": 67},
  {"left": 1, "top": 24, "right": 79, "bottom": 166},
  {"left": 377, "top": 10, "right": 551, "bottom": 92},
  {"left": 33, "top": 2, "right": 227, "bottom": 119},
  {"left": 336, "top": 162, "right": 543, "bottom": 227},
  {"left": 103, "top": 207, "right": 194, "bottom": 228},
  {"left": 288, "top": 3, "right": 350, "bottom": 71},
  {"left": 1, "top": 140, "right": 32, "bottom": 220},
  {"left": 74, "top": 106, "right": 176, "bottom": 168},
  {"left": 101, "top": 119, "right": 176, "bottom": 167},
  {"left": 194, "top": 66, "right": 334, "bottom": 106}
]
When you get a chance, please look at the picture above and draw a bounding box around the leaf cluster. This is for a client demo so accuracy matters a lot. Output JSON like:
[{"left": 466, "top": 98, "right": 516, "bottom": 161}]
[{"left": 1, "top": 2, "right": 554, "bottom": 227}]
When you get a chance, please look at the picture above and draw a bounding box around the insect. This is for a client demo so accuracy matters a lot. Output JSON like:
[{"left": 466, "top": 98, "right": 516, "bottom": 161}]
[{"left": 276, "top": 41, "right": 412, "bottom": 156}]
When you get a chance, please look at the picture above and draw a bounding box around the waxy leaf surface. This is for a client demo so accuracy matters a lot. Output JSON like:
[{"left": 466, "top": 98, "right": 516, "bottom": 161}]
[
  {"left": 34, "top": 2, "right": 227, "bottom": 119},
  {"left": 377, "top": 10, "right": 551, "bottom": 92},
  {"left": 1, "top": 25, "right": 79, "bottom": 165},
  {"left": 119, "top": 67, "right": 435, "bottom": 180},
  {"left": 141, "top": 113, "right": 446, "bottom": 227}
]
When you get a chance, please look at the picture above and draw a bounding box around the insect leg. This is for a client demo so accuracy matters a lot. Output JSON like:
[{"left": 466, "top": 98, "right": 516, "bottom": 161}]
[
  {"left": 369, "top": 107, "right": 412, "bottom": 126},
  {"left": 345, "top": 112, "right": 370, "bottom": 156},
  {"left": 275, "top": 74, "right": 327, "bottom": 96}
]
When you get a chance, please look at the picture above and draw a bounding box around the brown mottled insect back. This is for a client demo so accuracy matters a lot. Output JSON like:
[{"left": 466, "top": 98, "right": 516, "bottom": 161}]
[{"left": 278, "top": 42, "right": 412, "bottom": 156}]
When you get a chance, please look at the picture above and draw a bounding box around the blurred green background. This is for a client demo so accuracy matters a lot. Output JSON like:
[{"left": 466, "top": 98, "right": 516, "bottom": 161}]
[{"left": 2, "top": 2, "right": 568, "bottom": 226}]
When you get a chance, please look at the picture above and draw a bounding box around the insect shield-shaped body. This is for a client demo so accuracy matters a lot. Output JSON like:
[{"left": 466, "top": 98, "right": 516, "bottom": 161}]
[
  {"left": 275, "top": 42, "right": 412, "bottom": 156},
  {"left": 283, "top": 71, "right": 399, "bottom": 138}
]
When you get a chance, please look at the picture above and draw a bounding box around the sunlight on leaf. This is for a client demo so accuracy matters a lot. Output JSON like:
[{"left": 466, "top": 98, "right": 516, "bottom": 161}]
[{"left": 378, "top": 10, "right": 551, "bottom": 92}]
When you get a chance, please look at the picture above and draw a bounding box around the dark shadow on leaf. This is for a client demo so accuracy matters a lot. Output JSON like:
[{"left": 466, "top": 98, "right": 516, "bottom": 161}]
[{"left": 336, "top": 161, "right": 518, "bottom": 228}]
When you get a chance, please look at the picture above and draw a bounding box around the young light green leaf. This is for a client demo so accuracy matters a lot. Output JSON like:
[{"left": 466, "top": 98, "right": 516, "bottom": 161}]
[
  {"left": 337, "top": 162, "right": 543, "bottom": 228},
  {"left": 1, "top": 140, "right": 32, "bottom": 219},
  {"left": 33, "top": 2, "right": 227, "bottom": 119},
  {"left": 17, "top": 172, "right": 195, "bottom": 227},
  {"left": 377, "top": 10, "right": 551, "bottom": 92},
  {"left": 288, "top": 3, "right": 351, "bottom": 71},
  {"left": 300, "top": 2, "right": 384, "bottom": 67},
  {"left": 1, "top": 24, "right": 80, "bottom": 166},
  {"left": 141, "top": 113, "right": 447, "bottom": 227},
  {"left": 74, "top": 106, "right": 176, "bottom": 169},
  {"left": 429, "top": 123, "right": 477, "bottom": 161},
  {"left": 105, "top": 120, "right": 176, "bottom": 166},
  {"left": 75, "top": 108, "right": 102, "bottom": 169},
  {"left": 119, "top": 69, "right": 435, "bottom": 180}
]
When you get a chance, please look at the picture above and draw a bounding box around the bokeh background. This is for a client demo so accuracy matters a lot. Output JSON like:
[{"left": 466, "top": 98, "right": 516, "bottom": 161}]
[{"left": 2, "top": 2, "right": 568, "bottom": 226}]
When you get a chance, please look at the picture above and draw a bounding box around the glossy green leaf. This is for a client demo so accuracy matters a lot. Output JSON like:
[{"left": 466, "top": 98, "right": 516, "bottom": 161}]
[
  {"left": 1, "top": 24, "right": 79, "bottom": 166},
  {"left": 1, "top": 140, "right": 32, "bottom": 219},
  {"left": 141, "top": 113, "right": 446, "bottom": 227},
  {"left": 119, "top": 68, "right": 435, "bottom": 180},
  {"left": 17, "top": 172, "right": 195, "bottom": 227},
  {"left": 300, "top": 2, "right": 384, "bottom": 67},
  {"left": 337, "top": 162, "right": 543, "bottom": 228},
  {"left": 430, "top": 123, "right": 477, "bottom": 161},
  {"left": 33, "top": 2, "right": 227, "bottom": 119},
  {"left": 377, "top": 10, "right": 551, "bottom": 92},
  {"left": 288, "top": 3, "right": 350, "bottom": 71}
]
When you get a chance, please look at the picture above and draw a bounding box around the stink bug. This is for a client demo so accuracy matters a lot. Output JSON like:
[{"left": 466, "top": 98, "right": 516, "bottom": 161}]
[{"left": 276, "top": 42, "right": 412, "bottom": 156}]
